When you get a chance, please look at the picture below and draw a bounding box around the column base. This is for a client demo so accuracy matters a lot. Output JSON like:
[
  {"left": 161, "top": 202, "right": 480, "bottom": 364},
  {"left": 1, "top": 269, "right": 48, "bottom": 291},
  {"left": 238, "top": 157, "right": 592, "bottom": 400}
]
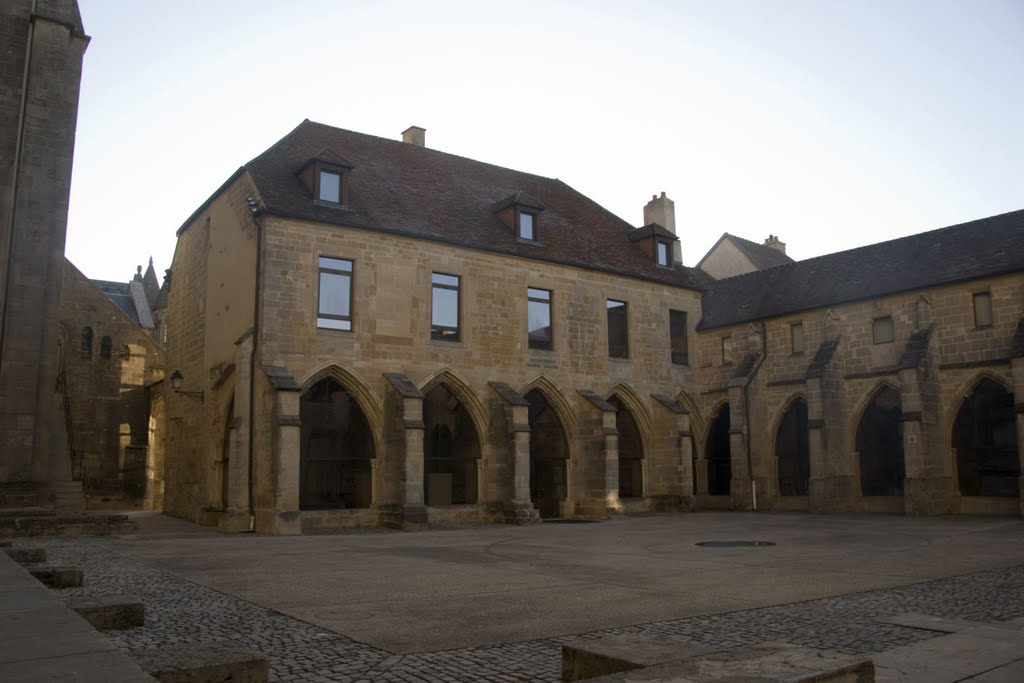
[
  {"left": 648, "top": 494, "right": 695, "bottom": 512},
  {"left": 730, "top": 478, "right": 754, "bottom": 510},
  {"left": 904, "top": 477, "right": 954, "bottom": 515},
  {"left": 254, "top": 509, "right": 302, "bottom": 535},
  {"left": 379, "top": 504, "right": 429, "bottom": 530},
  {"left": 808, "top": 475, "right": 858, "bottom": 512},
  {"left": 217, "top": 508, "right": 253, "bottom": 533}
]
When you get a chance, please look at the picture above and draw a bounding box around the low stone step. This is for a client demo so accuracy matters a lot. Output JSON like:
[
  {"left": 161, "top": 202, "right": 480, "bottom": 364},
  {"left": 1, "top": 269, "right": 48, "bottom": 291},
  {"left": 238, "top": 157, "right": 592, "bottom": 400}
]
[
  {"left": 67, "top": 594, "right": 145, "bottom": 630},
  {"left": 0, "top": 506, "right": 55, "bottom": 518},
  {"left": 132, "top": 643, "right": 269, "bottom": 682},
  {"left": 3, "top": 546, "right": 47, "bottom": 564},
  {"left": 29, "top": 565, "right": 83, "bottom": 588}
]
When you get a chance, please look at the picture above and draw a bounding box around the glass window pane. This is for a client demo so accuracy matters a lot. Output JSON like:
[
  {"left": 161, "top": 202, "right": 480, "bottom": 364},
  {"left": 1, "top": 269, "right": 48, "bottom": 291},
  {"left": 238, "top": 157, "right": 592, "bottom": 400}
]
[
  {"left": 319, "top": 272, "right": 350, "bottom": 317},
  {"left": 670, "top": 309, "right": 687, "bottom": 364},
  {"left": 607, "top": 299, "right": 628, "bottom": 358},
  {"left": 317, "top": 317, "right": 351, "bottom": 331},
  {"left": 319, "top": 171, "right": 341, "bottom": 203},
  {"left": 528, "top": 290, "right": 552, "bottom": 350},
  {"left": 519, "top": 212, "right": 535, "bottom": 240},
  {"left": 657, "top": 241, "right": 669, "bottom": 266},
  {"left": 432, "top": 273, "right": 459, "bottom": 287},
  {"left": 527, "top": 287, "right": 550, "bottom": 301},
  {"left": 319, "top": 256, "right": 351, "bottom": 272}
]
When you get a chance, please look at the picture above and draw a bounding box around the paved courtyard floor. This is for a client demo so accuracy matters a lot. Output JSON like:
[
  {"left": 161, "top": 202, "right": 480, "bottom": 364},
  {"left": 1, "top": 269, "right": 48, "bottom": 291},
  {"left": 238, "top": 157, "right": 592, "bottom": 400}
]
[{"left": 31, "top": 512, "right": 1024, "bottom": 681}]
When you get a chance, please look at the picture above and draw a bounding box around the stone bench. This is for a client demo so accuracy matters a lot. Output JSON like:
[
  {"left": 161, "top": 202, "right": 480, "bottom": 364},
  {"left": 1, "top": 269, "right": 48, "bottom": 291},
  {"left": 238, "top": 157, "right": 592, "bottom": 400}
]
[
  {"left": 3, "top": 546, "right": 46, "bottom": 564},
  {"left": 67, "top": 594, "right": 145, "bottom": 630},
  {"left": 29, "top": 565, "right": 83, "bottom": 588},
  {"left": 132, "top": 643, "right": 269, "bottom": 683},
  {"left": 562, "top": 637, "right": 874, "bottom": 682}
]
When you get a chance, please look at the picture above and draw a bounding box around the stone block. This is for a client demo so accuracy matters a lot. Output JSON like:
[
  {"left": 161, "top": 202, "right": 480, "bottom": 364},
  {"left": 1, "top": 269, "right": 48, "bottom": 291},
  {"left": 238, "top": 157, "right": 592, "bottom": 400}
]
[
  {"left": 562, "top": 635, "right": 716, "bottom": 681},
  {"left": 29, "top": 566, "right": 83, "bottom": 588},
  {"left": 3, "top": 546, "right": 46, "bottom": 564},
  {"left": 67, "top": 594, "right": 145, "bottom": 630},
  {"left": 132, "top": 643, "right": 269, "bottom": 683}
]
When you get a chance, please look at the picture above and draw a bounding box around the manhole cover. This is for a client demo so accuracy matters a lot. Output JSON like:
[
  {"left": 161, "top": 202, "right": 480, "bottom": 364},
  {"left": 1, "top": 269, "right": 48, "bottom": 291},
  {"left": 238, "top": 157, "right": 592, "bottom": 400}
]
[{"left": 695, "top": 540, "right": 776, "bottom": 548}]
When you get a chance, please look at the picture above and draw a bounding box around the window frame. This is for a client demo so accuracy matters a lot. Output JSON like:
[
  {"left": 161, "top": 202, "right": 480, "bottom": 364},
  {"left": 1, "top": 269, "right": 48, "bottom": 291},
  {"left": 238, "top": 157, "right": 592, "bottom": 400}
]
[
  {"left": 872, "top": 316, "right": 895, "bottom": 345},
  {"left": 655, "top": 239, "right": 671, "bottom": 268},
  {"left": 790, "top": 322, "right": 805, "bottom": 354},
  {"left": 721, "top": 335, "right": 733, "bottom": 365},
  {"left": 431, "top": 272, "right": 461, "bottom": 342},
  {"left": 972, "top": 291, "right": 993, "bottom": 328},
  {"left": 669, "top": 309, "right": 688, "bottom": 365},
  {"left": 606, "top": 299, "right": 629, "bottom": 359},
  {"left": 316, "top": 256, "right": 354, "bottom": 332},
  {"left": 516, "top": 208, "right": 539, "bottom": 242},
  {"left": 314, "top": 164, "right": 345, "bottom": 206},
  {"left": 527, "top": 287, "right": 553, "bottom": 351}
]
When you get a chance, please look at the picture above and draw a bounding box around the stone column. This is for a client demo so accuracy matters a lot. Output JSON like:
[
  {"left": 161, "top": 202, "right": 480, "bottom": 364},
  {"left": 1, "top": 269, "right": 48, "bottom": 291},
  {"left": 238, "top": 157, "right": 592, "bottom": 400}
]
[
  {"left": 602, "top": 409, "right": 622, "bottom": 515},
  {"left": 899, "top": 366, "right": 952, "bottom": 515},
  {"left": 727, "top": 380, "right": 753, "bottom": 510},
  {"left": 383, "top": 373, "right": 428, "bottom": 528},
  {"left": 488, "top": 382, "right": 538, "bottom": 524},
  {"left": 270, "top": 388, "right": 302, "bottom": 534},
  {"left": 678, "top": 411, "right": 696, "bottom": 510},
  {"left": 219, "top": 338, "right": 254, "bottom": 532}
]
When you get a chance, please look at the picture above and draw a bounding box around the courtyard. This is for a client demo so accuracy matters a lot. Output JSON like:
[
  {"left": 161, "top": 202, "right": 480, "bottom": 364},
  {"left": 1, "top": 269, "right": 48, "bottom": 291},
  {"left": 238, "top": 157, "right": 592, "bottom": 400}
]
[{"left": 31, "top": 512, "right": 1024, "bottom": 680}]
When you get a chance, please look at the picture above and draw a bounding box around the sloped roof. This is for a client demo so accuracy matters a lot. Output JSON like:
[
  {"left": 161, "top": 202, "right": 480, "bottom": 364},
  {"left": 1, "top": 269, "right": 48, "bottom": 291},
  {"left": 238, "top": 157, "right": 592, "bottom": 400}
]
[
  {"left": 699, "top": 209, "right": 1024, "bottom": 330},
  {"left": 726, "top": 234, "right": 795, "bottom": 270},
  {"left": 234, "top": 120, "right": 706, "bottom": 290},
  {"left": 90, "top": 279, "right": 140, "bottom": 325}
]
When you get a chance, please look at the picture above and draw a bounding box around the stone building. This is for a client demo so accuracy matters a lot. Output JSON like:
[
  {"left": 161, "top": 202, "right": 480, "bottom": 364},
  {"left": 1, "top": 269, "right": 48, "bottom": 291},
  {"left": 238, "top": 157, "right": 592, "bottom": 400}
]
[
  {"left": 0, "top": 0, "right": 89, "bottom": 510},
  {"left": 58, "top": 259, "right": 165, "bottom": 509},
  {"left": 696, "top": 232, "right": 794, "bottom": 280},
  {"left": 161, "top": 119, "right": 1023, "bottom": 533}
]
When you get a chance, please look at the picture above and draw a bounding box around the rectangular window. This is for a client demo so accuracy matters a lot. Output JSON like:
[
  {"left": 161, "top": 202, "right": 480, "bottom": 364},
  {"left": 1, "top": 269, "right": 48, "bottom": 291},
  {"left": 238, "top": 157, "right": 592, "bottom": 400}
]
[
  {"left": 872, "top": 316, "right": 895, "bottom": 344},
  {"left": 607, "top": 299, "right": 629, "bottom": 358},
  {"left": 518, "top": 211, "right": 536, "bottom": 241},
  {"left": 431, "top": 272, "right": 460, "bottom": 341},
  {"left": 669, "top": 309, "right": 688, "bottom": 365},
  {"left": 721, "top": 335, "right": 733, "bottom": 364},
  {"left": 527, "top": 288, "right": 552, "bottom": 350},
  {"left": 317, "top": 257, "right": 353, "bottom": 330},
  {"left": 973, "top": 292, "right": 993, "bottom": 328},
  {"left": 318, "top": 170, "right": 341, "bottom": 204},
  {"left": 790, "top": 322, "right": 804, "bottom": 354},
  {"left": 656, "top": 241, "right": 670, "bottom": 267}
]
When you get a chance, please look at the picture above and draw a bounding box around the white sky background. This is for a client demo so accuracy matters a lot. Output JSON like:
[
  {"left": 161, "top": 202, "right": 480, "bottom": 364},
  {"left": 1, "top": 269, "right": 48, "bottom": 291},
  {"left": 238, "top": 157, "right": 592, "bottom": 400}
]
[{"left": 67, "top": 0, "right": 1024, "bottom": 282}]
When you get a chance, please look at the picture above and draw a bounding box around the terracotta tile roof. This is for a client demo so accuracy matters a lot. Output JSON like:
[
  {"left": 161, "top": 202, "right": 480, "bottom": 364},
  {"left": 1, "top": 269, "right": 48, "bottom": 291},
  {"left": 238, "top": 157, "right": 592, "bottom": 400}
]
[
  {"left": 699, "top": 209, "right": 1024, "bottom": 330},
  {"left": 243, "top": 120, "right": 706, "bottom": 290}
]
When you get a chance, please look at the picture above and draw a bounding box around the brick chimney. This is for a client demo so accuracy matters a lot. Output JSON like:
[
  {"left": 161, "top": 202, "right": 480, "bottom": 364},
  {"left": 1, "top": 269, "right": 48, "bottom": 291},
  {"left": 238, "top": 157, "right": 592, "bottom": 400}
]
[
  {"left": 643, "top": 192, "right": 681, "bottom": 264},
  {"left": 402, "top": 126, "right": 426, "bottom": 147},
  {"left": 763, "top": 234, "right": 786, "bottom": 254}
]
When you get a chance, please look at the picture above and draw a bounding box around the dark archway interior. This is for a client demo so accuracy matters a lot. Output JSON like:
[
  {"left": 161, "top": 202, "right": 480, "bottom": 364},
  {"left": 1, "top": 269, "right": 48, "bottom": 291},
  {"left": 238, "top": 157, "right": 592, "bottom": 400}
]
[
  {"left": 609, "top": 396, "right": 644, "bottom": 498},
  {"left": 299, "top": 377, "right": 375, "bottom": 510},
  {"left": 706, "top": 403, "right": 732, "bottom": 495},
  {"left": 856, "top": 386, "right": 905, "bottom": 496},
  {"left": 423, "top": 384, "right": 480, "bottom": 505},
  {"left": 526, "top": 389, "right": 569, "bottom": 518},
  {"left": 954, "top": 379, "right": 1019, "bottom": 497},
  {"left": 776, "top": 398, "right": 810, "bottom": 496}
]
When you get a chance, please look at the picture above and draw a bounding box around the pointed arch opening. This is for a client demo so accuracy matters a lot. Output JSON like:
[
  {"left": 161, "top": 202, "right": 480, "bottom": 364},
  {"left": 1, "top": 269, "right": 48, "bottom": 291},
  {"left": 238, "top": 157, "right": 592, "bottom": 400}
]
[
  {"left": 953, "top": 378, "right": 1019, "bottom": 497},
  {"left": 422, "top": 383, "right": 481, "bottom": 506},
  {"left": 706, "top": 402, "right": 731, "bottom": 495},
  {"left": 856, "top": 385, "right": 905, "bottom": 496},
  {"left": 608, "top": 394, "right": 645, "bottom": 498},
  {"left": 525, "top": 388, "right": 570, "bottom": 518},
  {"left": 300, "top": 377, "right": 376, "bottom": 510},
  {"left": 775, "top": 397, "right": 810, "bottom": 496}
]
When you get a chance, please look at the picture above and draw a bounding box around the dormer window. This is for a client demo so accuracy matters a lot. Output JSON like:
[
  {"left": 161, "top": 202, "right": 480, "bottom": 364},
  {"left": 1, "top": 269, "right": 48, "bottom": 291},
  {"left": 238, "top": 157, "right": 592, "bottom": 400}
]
[
  {"left": 318, "top": 169, "right": 342, "bottom": 204},
  {"left": 492, "top": 192, "right": 545, "bottom": 243},
  {"left": 656, "top": 240, "right": 670, "bottom": 267},
  {"left": 518, "top": 210, "right": 537, "bottom": 241},
  {"left": 629, "top": 224, "right": 678, "bottom": 268}
]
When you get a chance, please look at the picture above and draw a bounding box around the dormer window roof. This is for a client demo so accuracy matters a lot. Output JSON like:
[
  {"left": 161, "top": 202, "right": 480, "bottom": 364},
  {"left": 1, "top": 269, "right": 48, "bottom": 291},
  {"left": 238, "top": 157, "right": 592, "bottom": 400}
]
[
  {"left": 629, "top": 223, "right": 679, "bottom": 268},
  {"left": 492, "top": 191, "right": 545, "bottom": 243},
  {"left": 297, "top": 149, "right": 355, "bottom": 208}
]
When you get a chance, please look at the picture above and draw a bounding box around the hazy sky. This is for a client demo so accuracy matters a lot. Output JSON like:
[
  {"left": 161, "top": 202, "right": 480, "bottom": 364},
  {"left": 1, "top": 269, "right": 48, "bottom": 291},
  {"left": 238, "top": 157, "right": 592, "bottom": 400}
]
[{"left": 68, "top": 0, "right": 1023, "bottom": 281}]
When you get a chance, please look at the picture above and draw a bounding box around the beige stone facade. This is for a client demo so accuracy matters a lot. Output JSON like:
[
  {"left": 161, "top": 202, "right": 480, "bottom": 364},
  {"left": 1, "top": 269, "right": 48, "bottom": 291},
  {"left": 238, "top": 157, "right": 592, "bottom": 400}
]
[{"left": 159, "top": 121, "right": 1023, "bottom": 533}]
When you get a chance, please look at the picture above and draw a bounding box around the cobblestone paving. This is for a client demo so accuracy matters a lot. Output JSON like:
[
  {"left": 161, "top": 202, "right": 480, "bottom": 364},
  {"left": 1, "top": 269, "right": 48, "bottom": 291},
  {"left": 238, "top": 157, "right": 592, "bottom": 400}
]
[{"left": 29, "top": 538, "right": 1024, "bottom": 682}]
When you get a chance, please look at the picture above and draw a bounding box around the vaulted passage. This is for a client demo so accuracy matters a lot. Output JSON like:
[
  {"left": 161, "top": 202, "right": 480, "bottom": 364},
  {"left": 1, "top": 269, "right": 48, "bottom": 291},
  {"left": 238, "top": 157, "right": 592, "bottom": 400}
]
[
  {"left": 525, "top": 389, "right": 569, "bottom": 518},
  {"left": 706, "top": 403, "right": 732, "bottom": 495},
  {"left": 776, "top": 398, "right": 810, "bottom": 496},
  {"left": 300, "top": 377, "right": 375, "bottom": 509},
  {"left": 856, "top": 386, "right": 905, "bottom": 496},
  {"left": 423, "top": 384, "right": 480, "bottom": 506},
  {"left": 609, "top": 396, "right": 644, "bottom": 498},
  {"left": 954, "top": 379, "right": 1019, "bottom": 497}
]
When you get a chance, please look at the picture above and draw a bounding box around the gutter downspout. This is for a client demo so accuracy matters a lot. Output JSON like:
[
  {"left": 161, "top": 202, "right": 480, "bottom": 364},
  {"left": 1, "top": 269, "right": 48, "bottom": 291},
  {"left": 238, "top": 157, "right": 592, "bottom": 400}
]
[
  {"left": 246, "top": 198, "right": 263, "bottom": 532},
  {"left": 0, "top": 0, "right": 39, "bottom": 375}
]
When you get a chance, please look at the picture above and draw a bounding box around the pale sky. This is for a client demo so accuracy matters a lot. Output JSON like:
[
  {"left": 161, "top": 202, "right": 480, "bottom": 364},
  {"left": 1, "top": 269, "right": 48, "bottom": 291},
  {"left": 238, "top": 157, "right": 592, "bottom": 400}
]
[{"left": 67, "top": 0, "right": 1024, "bottom": 282}]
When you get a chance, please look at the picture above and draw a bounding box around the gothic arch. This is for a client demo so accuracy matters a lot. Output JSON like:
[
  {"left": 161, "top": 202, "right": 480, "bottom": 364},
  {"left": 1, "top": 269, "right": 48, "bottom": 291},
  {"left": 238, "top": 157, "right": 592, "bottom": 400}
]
[
  {"left": 850, "top": 381, "right": 901, "bottom": 438},
  {"left": 770, "top": 393, "right": 809, "bottom": 445},
  {"left": 854, "top": 382, "right": 905, "bottom": 496},
  {"left": 950, "top": 374, "right": 1018, "bottom": 497},
  {"left": 520, "top": 375, "right": 578, "bottom": 443},
  {"left": 300, "top": 364, "right": 384, "bottom": 456},
  {"left": 945, "top": 371, "right": 1013, "bottom": 438},
  {"left": 604, "top": 383, "right": 652, "bottom": 449},
  {"left": 702, "top": 399, "right": 730, "bottom": 447},
  {"left": 772, "top": 394, "right": 810, "bottom": 497},
  {"left": 420, "top": 368, "right": 489, "bottom": 442},
  {"left": 703, "top": 399, "right": 732, "bottom": 496},
  {"left": 674, "top": 389, "right": 702, "bottom": 436}
]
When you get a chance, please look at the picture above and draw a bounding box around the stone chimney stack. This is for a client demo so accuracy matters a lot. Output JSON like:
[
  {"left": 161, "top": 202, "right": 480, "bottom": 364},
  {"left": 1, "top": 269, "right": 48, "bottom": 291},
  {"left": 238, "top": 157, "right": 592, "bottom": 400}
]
[
  {"left": 763, "top": 234, "right": 786, "bottom": 254},
  {"left": 402, "top": 126, "right": 426, "bottom": 147},
  {"left": 643, "top": 192, "right": 676, "bottom": 234}
]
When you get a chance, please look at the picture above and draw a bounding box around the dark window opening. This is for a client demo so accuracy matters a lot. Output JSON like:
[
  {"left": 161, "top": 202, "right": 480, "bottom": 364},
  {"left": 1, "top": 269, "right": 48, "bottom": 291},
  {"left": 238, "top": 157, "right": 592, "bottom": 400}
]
[
  {"left": 526, "top": 388, "right": 569, "bottom": 518},
  {"left": 670, "top": 309, "right": 688, "bottom": 365},
  {"left": 300, "top": 377, "right": 375, "bottom": 510},
  {"left": 954, "top": 379, "right": 1019, "bottom": 497},
  {"left": 607, "top": 299, "right": 628, "bottom": 358},
  {"left": 423, "top": 384, "right": 480, "bottom": 505},
  {"left": 431, "top": 272, "right": 460, "bottom": 341},
  {"left": 775, "top": 398, "right": 810, "bottom": 496},
  {"left": 317, "top": 257, "right": 353, "bottom": 331},
  {"left": 528, "top": 288, "right": 552, "bottom": 351},
  {"left": 81, "top": 327, "right": 93, "bottom": 357},
  {"left": 856, "top": 386, "right": 905, "bottom": 496},
  {"left": 705, "top": 403, "right": 732, "bottom": 495},
  {"left": 609, "top": 396, "right": 644, "bottom": 498},
  {"left": 100, "top": 336, "right": 112, "bottom": 359}
]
